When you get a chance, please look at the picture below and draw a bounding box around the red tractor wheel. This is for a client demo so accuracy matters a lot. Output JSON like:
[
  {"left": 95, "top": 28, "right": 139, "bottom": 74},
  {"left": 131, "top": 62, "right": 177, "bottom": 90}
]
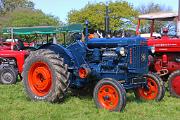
[
  {"left": 22, "top": 49, "right": 70, "bottom": 102},
  {"left": 93, "top": 78, "right": 126, "bottom": 112},
  {"left": 168, "top": 70, "right": 180, "bottom": 98},
  {"left": 134, "top": 73, "right": 165, "bottom": 101}
]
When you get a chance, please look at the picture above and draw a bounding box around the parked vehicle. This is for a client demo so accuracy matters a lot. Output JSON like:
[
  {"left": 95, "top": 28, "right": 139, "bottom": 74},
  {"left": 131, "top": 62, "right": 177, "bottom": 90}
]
[
  {"left": 0, "top": 26, "right": 58, "bottom": 84},
  {"left": 136, "top": 12, "right": 180, "bottom": 98},
  {"left": 21, "top": 17, "right": 166, "bottom": 111}
]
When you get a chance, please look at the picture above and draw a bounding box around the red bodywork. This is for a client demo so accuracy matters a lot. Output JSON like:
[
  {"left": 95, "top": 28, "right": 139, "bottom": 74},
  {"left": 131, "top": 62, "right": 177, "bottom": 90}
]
[
  {"left": 0, "top": 50, "right": 28, "bottom": 73},
  {"left": 148, "top": 37, "right": 180, "bottom": 52},
  {"left": 148, "top": 37, "right": 180, "bottom": 76},
  {"left": 0, "top": 40, "right": 32, "bottom": 73},
  {"left": 137, "top": 12, "right": 180, "bottom": 78},
  {"left": 0, "top": 41, "right": 34, "bottom": 50}
]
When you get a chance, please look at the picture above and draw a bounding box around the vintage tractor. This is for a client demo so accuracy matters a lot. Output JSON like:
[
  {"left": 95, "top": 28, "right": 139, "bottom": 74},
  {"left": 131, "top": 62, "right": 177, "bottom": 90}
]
[
  {"left": 0, "top": 26, "right": 58, "bottom": 84},
  {"left": 136, "top": 12, "right": 180, "bottom": 98},
  {"left": 22, "top": 19, "right": 165, "bottom": 111}
]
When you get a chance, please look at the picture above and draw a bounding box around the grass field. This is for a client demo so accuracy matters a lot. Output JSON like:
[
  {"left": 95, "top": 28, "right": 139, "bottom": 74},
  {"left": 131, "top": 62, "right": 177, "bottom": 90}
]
[{"left": 0, "top": 82, "right": 179, "bottom": 120}]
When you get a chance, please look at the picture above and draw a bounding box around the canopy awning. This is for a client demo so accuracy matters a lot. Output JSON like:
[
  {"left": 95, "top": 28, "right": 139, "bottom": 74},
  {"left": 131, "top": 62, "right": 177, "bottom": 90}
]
[
  {"left": 2, "top": 24, "right": 83, "bottom": 35},
  {"left": 2, "top": 26, "right": 58, "bottom": 35},
  {"left": 138, "top": 12, "right": 178, "bottom": 21},
  {"left": 57, "top": 24, "right": 83, "bottom": 33}
]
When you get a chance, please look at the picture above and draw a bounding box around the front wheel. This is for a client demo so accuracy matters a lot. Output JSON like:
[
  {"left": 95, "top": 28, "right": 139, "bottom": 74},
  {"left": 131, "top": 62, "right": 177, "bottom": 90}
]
[
  {"left": 93, "top": 78, "right": 126, "bottom": 112},
  {"left": 0, "top": 67, "right": 18, "bottom": 84},
  {"left": 168, "top": 70, "right": 180, "bottom": 98},
  {"left": 134, "top": 73, "right": 165, "bottom": 101}
]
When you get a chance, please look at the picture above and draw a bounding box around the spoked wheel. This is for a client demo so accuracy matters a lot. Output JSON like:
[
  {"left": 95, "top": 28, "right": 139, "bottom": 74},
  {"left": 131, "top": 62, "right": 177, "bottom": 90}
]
[
  {"left": 168, "top": 70, "right": 180, "bottom": 98},
  {"left": 93, "top": 78, "right": 126, "bottom": 112},
  {"left": 0, "top": 67, "right": 17, "bottom": 84},
  {"left": 22, "top": 49, "right": 70, "bottom": 102},
  {"left": 134, "top": 73, "right": 165, "bottom": 101}
]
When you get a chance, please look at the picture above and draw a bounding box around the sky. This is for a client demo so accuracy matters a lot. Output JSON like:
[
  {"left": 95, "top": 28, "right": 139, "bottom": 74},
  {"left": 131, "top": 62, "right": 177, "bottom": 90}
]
[{"left": 31, "top": 0, "right": 178, "bottom": 23}]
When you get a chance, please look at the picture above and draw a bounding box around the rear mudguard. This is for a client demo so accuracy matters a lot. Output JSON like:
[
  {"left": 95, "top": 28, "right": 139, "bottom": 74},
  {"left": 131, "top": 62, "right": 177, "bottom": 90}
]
[
  {"left": 38, "top": 43, "right": 89, "bottom": 88},
  {"left": 38, "top": 43, "right": 74, "bottom": 67}
]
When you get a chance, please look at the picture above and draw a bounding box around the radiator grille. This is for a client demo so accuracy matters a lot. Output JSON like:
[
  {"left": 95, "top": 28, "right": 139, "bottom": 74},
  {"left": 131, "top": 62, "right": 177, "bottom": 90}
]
[{"left": 128, "top": 45, "right": 148, "bottom": 73}]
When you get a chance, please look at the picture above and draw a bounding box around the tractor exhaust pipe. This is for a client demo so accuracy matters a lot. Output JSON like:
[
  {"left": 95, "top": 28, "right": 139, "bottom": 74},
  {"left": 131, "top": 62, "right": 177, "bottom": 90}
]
[
  {"left": 105, "top": 2, "right": 110, "bottom": 37},
  {"left": 177, "top": 0, "right": 180, "bottom": 37}
]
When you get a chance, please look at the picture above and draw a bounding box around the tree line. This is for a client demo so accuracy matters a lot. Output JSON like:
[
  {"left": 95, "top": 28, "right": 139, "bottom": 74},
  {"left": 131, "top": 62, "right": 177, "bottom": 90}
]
[
  {"left": 0, "top": 0, "right": 172, "bottom": 33},
  {"left": 0, "top": 0, "right": 61, "bottom": 29}
]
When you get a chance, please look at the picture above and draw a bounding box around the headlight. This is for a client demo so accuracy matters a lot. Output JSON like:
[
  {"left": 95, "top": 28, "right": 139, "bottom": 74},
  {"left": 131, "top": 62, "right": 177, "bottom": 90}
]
[
  {"left": 151, "top": 46, "right": 155, "bottom": 54},
  {"left": 120, "top": 47, "right": 126, "bottom": 56}
]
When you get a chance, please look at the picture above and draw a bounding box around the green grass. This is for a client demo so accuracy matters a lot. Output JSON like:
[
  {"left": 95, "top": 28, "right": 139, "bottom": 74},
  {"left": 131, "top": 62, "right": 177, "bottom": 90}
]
[{"left": 0, "top": 83, "right": 179, "bottom": 120}]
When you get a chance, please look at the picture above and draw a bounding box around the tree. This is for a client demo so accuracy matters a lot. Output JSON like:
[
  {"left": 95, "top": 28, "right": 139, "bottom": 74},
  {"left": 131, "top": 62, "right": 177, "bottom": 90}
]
[
  {"left": 67, "top": 1, "right": 139, "bottom": 31},
  {"left": 1, "top": 0, "right": 34, "bottom": 13},
  {"left": 0, "top": 8, "right": 60, "bottom": 28},
  {"left": 0, "top": 0, "right": 63, "bottom": 28},
  {"left": 0, "top": 0, "right": 64, "bottom": 43}
]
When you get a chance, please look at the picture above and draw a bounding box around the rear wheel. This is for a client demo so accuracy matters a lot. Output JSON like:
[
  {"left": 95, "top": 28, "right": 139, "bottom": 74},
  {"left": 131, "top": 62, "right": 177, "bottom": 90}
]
[
  {"left": 22, "top": 49, "right": 70, "bottom": 102},
  {"left": 93, "top": 78, "right": 126, "bottom": 112},
  {"left": 0, "top": 67, "right": 17, "bottom": 84},
  {"left": 168, "top": 70, "right": 180, "bottom": 98},
  {"left": 134, "top": 73, "right": 165, "bottom": 101}
]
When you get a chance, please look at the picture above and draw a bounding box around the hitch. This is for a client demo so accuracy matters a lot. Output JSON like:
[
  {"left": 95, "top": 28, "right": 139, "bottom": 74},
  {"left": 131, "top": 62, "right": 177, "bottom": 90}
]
[{"left": 157, "top": 69, "right": 169, "bottom": 77}]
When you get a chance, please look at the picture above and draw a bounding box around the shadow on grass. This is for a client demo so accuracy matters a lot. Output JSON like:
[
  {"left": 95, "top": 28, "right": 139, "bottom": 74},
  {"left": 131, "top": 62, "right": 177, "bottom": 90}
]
[
  {"left": 126, "top": 93, "right": 145, "bottom": 104},
  {"left": 65, "top": 88, "right": 93, "bottom": 101},
  {"left": 23, "top": 87, "right": 167, "bottom": 106},
  {"left": 23, "top": 89, "right": 93, "bottom": 105},
  {"left": 65, "top": 89, "right": 146, "bottom": 105}
]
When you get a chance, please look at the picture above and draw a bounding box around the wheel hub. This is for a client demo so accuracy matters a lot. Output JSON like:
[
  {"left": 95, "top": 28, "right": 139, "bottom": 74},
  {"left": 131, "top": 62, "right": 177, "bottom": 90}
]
[
  {"left": 33, "top": 67, "right": 51, "bottom": 90},
  {"left": 103, "top": 95, "right": 110, "bottom": 101},
  {"left": 98, "top": 85, "right": 119, "bottom": 110},
  {"left": 2, "top": 72, "right": 13, "bottom": 83},
  {"left": 28, "top": 62, "right": 52, "bottom": 96}
]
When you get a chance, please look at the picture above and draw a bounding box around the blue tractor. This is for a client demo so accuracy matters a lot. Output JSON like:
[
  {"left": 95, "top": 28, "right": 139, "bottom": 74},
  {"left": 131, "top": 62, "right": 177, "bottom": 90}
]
[
  {"left": 22, "top": 23, "right": 165, "bottom": 112},
  {"left": 22, "top": 5, "right": 165, "bottom": 112}
]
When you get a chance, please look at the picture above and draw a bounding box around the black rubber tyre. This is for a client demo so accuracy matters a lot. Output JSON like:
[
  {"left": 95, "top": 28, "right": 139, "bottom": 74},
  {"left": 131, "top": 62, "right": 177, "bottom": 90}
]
[
  {"left": 22, "top": 49, "right": 70, "bottom": 103},
  {"left": 93, "top": 78, "right": 126, "bottom": 112},
  {"left": 134, "top": 73, "right": 165, "bottom": 101},
  {"left": 0, "top": 67, "right": 17, "bottom": 84},
  {"left": 168, "top": 70, "right": 180, "bottom": 98}
]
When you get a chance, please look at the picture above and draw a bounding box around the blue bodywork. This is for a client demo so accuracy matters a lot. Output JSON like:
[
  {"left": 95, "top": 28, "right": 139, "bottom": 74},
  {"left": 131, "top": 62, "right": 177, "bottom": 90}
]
[{"left": 40, "top": 36, "right": 148, "bottom": 90}]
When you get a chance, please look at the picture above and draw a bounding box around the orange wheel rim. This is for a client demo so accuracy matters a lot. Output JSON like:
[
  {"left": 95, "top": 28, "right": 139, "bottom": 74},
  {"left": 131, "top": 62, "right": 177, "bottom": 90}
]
[
  {"left": 98, "top": 85, "right": 119, "bottom": 110},
  {"left": 137, "top": 77, "right": 158, "bottom": 100},
  {"left": 28, "top": 61, "right": 52, "bottom": 96},
  {"left": 171, "top": 76, "right": 180, "bottom": 96}
]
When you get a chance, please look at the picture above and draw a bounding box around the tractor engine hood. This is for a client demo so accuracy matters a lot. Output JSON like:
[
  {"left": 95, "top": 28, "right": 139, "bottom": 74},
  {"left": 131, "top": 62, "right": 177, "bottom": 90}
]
[{"left": 87, "top": 37, "right": 147, "bottom": 49}]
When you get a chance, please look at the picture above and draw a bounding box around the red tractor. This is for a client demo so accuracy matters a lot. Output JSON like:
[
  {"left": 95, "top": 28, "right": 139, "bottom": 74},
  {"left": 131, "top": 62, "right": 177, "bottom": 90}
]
[
  {"left": 136, "top": 12, "right": 180, "bottom": 98},
  {"left": 0, "top": 25, "right": 82, "bottom": 84},
  {"left": 0, "top": 26, "right": 59, "bottom": 84},
  {"left": 0, "top": 38, "right": 30, "bottom": 84}
]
